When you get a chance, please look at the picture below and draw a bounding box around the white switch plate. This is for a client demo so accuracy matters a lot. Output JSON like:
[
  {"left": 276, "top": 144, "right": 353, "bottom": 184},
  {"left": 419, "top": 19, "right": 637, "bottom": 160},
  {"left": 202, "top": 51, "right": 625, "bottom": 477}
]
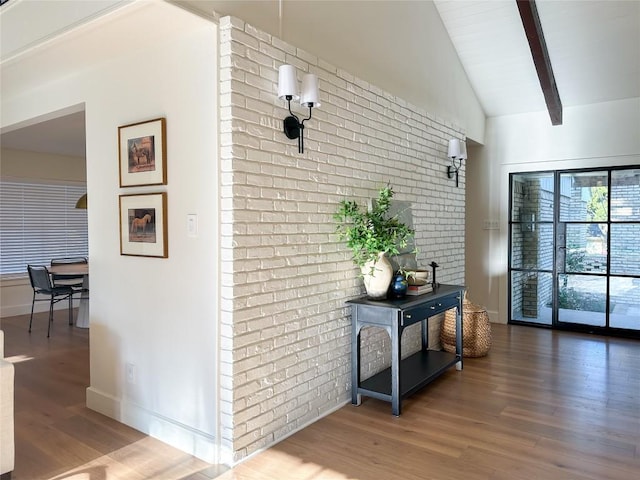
[
  {"left": 126, "top": 363, "right": 136, "bottom": 384},
  {"left": 187, "top": 214, "right": 198, "bottom": 237}
]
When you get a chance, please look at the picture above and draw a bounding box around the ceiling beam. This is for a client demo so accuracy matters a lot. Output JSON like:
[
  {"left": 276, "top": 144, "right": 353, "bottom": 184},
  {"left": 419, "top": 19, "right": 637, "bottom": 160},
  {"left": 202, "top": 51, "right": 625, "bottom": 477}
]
[{"left": 516, "top": 0, "right": 563, "bottom": 125}]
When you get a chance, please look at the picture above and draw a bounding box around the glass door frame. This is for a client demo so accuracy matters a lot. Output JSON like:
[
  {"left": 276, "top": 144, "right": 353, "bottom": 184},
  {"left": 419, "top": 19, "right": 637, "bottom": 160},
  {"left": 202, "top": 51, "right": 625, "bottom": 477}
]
[
  {"left": 508, "top": 170, "right": 555, "bottom": 328},
  {"left": 554, "top": 169, "right": 610, "bottom": 331},
  {"left": 508, "top": 166, "right": 640, "bottom": 339}
]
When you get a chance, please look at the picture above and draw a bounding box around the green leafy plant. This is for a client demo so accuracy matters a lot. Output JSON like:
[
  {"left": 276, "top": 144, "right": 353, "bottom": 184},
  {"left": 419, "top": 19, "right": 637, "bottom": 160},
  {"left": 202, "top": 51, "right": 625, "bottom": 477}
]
[
  {"left": 587, "top": 186, "right": 608, "bottom": 222},
  {"left": 334, "top": 185, "right": 415, "bottom": 268},
  {"left": 565, "top": 247, "right": 586, "bottom": 273}
]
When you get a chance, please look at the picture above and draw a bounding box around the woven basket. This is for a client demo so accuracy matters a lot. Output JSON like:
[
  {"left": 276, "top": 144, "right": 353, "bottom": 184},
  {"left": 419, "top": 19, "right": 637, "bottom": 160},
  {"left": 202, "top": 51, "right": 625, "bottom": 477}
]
[{"left": 441, "top": 293, "right": 492, "bottom": 357}]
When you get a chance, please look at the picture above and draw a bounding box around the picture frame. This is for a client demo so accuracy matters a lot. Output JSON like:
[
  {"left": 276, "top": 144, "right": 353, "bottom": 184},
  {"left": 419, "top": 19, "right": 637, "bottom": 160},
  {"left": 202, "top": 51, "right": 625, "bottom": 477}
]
[
  {"left": 118, "top": 117, "right": 167, "bottom": 187},
  {"left": 119, "top": 192, "right": 168, "bottom": 258}
]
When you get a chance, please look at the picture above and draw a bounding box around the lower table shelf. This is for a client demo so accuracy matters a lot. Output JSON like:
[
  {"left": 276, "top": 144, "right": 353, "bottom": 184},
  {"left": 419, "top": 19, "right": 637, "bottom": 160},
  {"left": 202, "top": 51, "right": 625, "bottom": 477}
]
[{"left": 358, "top": 349, "right": 459, "bottom": 400}]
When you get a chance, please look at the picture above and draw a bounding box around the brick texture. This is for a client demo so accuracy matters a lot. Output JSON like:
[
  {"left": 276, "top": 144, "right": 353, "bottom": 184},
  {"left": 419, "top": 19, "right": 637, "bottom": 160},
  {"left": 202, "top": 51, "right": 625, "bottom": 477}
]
[{"left": 219, "top": 16, "right": 465, "bottom": 462}]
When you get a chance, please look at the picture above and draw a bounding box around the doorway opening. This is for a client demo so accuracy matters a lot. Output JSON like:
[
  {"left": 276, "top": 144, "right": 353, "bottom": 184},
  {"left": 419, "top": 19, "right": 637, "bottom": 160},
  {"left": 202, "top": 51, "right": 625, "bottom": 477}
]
[{"left": 509, "top": 166, "right": 640, "bottom": 337}]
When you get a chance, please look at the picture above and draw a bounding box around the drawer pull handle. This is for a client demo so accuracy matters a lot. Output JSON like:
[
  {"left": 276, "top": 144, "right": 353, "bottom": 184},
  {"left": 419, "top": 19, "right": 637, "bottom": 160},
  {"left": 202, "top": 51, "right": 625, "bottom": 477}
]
[
  {"left": 430, "top": 306, "right": 435, "bottom": 310},
  {"left": 405, "top": 314, "right": 412, "bottom": 319},
  {"left": 437, "top": 303, "right": 442, "bottom": 307}
]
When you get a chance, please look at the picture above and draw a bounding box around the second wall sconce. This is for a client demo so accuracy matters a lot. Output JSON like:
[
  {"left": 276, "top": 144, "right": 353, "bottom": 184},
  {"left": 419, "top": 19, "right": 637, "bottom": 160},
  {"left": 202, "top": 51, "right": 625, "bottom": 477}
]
[
  {"left": 277, "top": 65, "right": 320, "bottom": 154},
  {"left": 447, "top": 138, "right": 467, "bottom": 188}
]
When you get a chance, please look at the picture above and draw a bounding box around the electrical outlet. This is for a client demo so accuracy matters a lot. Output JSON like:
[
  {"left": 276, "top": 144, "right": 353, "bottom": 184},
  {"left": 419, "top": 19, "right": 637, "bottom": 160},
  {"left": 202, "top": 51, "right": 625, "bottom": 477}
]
[
  {"left": 187, "top": 214, "right": 198, "bottom": 237},
  {"left": 126, "top": 363, "right": 136, "bottom": 384}
]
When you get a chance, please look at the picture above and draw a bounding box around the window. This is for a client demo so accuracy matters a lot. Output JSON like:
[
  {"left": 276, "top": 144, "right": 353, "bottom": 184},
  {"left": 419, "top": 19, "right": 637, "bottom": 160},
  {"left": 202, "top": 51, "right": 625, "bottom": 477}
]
[
  {"left": 0, "top": 181, "right": 88, "bottom": 275},
  {"left": 509, "top": 167, "right": 640, "bottom": 336}
]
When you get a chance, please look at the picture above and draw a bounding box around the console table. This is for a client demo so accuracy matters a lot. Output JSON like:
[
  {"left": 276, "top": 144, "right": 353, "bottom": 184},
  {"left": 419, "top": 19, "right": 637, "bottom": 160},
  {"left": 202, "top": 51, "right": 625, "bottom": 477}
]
[{"left": 347, "top": 284, "right": 465, "bottom": 415}]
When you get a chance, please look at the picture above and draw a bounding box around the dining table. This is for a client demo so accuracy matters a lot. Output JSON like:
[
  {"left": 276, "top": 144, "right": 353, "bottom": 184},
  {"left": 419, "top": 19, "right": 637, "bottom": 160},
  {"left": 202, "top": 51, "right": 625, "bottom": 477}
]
[{"left": 48, "top": 263, "right": 89, "bottom": 328}]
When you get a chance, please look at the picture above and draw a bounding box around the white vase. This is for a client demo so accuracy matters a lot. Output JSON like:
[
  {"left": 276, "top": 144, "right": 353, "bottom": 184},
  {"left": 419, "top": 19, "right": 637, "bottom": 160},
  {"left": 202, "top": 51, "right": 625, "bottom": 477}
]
[{"left": 361, "top": 252, "right": 393, "bottom": 300}]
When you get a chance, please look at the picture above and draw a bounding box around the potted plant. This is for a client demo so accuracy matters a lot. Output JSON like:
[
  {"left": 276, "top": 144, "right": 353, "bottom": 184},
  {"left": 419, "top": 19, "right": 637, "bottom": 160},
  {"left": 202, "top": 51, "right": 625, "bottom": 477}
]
[{"left": 334, "top": 185, "right": 415, "bottom": 299}]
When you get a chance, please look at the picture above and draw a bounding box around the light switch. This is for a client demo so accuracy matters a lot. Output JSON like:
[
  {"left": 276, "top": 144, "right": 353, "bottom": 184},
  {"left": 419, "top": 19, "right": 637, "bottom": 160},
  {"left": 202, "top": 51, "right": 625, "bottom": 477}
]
[
  {"left": 187, "top": 214, "right": 198, "bottom": 237},
  {"left": 482, "top": 219, "right": 499, "bottom": 230}
]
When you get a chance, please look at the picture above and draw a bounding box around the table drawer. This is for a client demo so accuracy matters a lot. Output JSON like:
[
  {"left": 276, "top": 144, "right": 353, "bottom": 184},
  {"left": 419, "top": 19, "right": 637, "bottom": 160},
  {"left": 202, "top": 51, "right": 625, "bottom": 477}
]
[{"left": 402, "top": 294, "right": 460, "bottom": 325}]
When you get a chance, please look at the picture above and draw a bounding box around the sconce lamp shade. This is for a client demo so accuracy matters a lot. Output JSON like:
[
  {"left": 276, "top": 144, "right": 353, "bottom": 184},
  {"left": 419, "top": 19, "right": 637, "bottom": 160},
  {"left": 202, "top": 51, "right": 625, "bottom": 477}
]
[
  {"left": 276, "top": 65, "right": 320, "bottom": 154},
  {"left": 278, "top": 65, "right": 299, "bottom": 100},
  {"left": 447, "top": 138, "right": 461, "bottom": 159},
  {"left": 75, "top": 193, "right": 87, "bottom": 209},
  {"left": 458, "top": 140, "right": 467, "bottom": 160},
  {"left": 446, "top": 138, "right": 466, "bottom": 187},
  {"left": 300, "top": 74, "right": 320, "bottom": 107}
]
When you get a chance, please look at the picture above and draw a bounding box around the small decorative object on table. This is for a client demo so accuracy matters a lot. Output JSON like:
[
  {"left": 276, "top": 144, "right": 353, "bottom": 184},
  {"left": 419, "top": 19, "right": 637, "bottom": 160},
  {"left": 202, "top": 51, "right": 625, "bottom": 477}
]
[
  {"left": 403, "top": 269, "right": 431, "bottom": 296},
  {"left": 388, "top": 272, "right": 408, "bottom": 299},
  {"left": 406, "top": 279, "right": 433, "bottom": 296},
  {"left": 411, "top": 269, "right": 429, "bottom": 282},
  {"left": 430, "top": 261, "right": 439, "bottom": 290}
]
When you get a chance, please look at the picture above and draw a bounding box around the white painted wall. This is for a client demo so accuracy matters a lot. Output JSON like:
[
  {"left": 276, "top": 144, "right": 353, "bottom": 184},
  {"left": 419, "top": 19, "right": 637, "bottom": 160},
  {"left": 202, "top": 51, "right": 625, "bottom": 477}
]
[
  {"left": 0, "top": 148, "right": 86, "bottom": 184},
  {"left": 1, "top": 2, "right": 220, "bottom": 463},
  {"left": 195, "top": 0, "right": 486, "bottom": 143},
  {"left": 0, "top": 0, "right": 127, "bottom": 61},
  {"left": 466, "top": 97, "right": 640, "bottom": 324}
]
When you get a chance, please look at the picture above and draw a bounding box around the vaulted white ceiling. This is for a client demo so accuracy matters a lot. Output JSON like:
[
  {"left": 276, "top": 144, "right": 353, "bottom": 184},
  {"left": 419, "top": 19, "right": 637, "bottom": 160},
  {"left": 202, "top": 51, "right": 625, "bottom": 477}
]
[
  {"left": 1, "top": 0, "right": 638, "bottom": 156},
  {"left": 433, "top": 0, "right": 640, "bottom": 118}
]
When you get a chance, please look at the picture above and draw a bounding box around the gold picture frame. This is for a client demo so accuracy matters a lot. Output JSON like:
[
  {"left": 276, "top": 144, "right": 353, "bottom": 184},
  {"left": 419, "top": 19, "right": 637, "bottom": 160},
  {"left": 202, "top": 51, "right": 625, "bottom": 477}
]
[
  {"left": 119, "top": 192, "right": 168, "bottom": 258},
  {"left": 118, "top": 117, "right": 167, "bottom": 187}
]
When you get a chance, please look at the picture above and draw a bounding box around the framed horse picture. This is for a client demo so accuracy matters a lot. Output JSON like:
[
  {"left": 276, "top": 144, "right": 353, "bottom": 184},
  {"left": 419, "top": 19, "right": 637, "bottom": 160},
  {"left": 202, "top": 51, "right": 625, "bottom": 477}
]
[
  {"left": 119, "top": 192, "right": 168, "bottom": 258},
  {"left": 118, "top": 117, "right": 167, "bottom": 187}
]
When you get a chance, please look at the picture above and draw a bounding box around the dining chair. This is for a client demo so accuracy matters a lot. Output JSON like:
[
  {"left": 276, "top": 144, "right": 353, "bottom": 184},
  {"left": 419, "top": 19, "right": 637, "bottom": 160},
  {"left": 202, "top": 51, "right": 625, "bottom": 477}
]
[
  {"left": 27, "top": 265, "right": 74, "bottom": 337},
  {"left": 50, "top": 257, "right": 88, "bottom": 297}
]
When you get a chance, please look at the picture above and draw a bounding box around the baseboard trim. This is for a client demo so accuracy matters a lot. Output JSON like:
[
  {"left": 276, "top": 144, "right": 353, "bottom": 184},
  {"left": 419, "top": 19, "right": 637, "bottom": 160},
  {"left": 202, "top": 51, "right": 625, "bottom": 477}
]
[
  {"left": 487, "top": 309, "right": 505, "bottom": 324},
  {"left": 86, "top": 386, "right": 121, "bottom": 419},
  {"left": 86, "top": 386, "right": 218, "bottom": 464}
]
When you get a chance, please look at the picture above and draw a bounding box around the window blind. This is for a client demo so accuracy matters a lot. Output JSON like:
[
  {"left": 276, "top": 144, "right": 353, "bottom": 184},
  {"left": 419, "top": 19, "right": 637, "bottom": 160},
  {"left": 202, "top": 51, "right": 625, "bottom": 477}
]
[{"left": 0, "top": 181, "right": 88, "bottom": 275}]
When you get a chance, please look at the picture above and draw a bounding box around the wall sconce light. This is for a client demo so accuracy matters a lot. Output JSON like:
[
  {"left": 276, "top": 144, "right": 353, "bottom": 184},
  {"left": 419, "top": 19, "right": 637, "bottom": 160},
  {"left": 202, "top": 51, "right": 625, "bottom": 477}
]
[
  {"left": 277, "top": 65, "right": 320, "bottom": 154},
  {"left": 447, "top": 138, "right": 467, "bottom": 187}
]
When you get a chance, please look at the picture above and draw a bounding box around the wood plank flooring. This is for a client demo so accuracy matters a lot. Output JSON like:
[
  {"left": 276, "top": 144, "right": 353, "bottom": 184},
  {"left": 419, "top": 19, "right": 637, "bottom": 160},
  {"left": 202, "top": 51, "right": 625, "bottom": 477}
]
[
  {"left": 2, "top": 310, "right": 639, "bottom": 479},
  {"left": 216, "top": 322, "right": 640, "bottom": 480}
]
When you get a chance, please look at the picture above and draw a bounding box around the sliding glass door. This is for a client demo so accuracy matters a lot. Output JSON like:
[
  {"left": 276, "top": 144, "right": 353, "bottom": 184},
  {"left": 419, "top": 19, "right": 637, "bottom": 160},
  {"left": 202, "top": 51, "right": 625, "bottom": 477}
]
[
  {"left": 509, "top": 167, "right": 640, "bottom": 336},
  {"left": 609, "top": 169, "right": 640, "bottom": 330},
  {"left": 510, "top": 172, "right": 555, "bottom": 325},
  {"left": 557, "top": 171, "right": 608, "bottom": 327}
]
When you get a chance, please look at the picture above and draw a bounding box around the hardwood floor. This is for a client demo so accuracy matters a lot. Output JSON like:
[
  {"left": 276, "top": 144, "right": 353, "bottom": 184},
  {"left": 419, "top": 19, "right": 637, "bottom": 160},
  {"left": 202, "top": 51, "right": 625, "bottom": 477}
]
[
  {"left": 2, "top": 310, "right": 639, "bottom": 479},
  {"left": 216, "top": 322, "right": 640, "bottom": 480}
]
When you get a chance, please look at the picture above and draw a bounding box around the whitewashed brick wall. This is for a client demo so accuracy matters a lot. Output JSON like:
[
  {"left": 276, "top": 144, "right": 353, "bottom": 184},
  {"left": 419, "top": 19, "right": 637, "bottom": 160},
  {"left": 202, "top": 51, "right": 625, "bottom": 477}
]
[{"left": 219, "top": 16, "right": 465, "bottom": 463}]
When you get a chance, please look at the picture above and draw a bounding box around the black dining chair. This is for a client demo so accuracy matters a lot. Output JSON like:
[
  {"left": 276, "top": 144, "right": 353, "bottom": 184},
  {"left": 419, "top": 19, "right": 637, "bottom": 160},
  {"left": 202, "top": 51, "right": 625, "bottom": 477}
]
[
  {"left": 27, "top": 265, "right": 74, "bottom": 337},
  {"left": 51, "top": 257, "right": 88, "bottom": 298}
]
